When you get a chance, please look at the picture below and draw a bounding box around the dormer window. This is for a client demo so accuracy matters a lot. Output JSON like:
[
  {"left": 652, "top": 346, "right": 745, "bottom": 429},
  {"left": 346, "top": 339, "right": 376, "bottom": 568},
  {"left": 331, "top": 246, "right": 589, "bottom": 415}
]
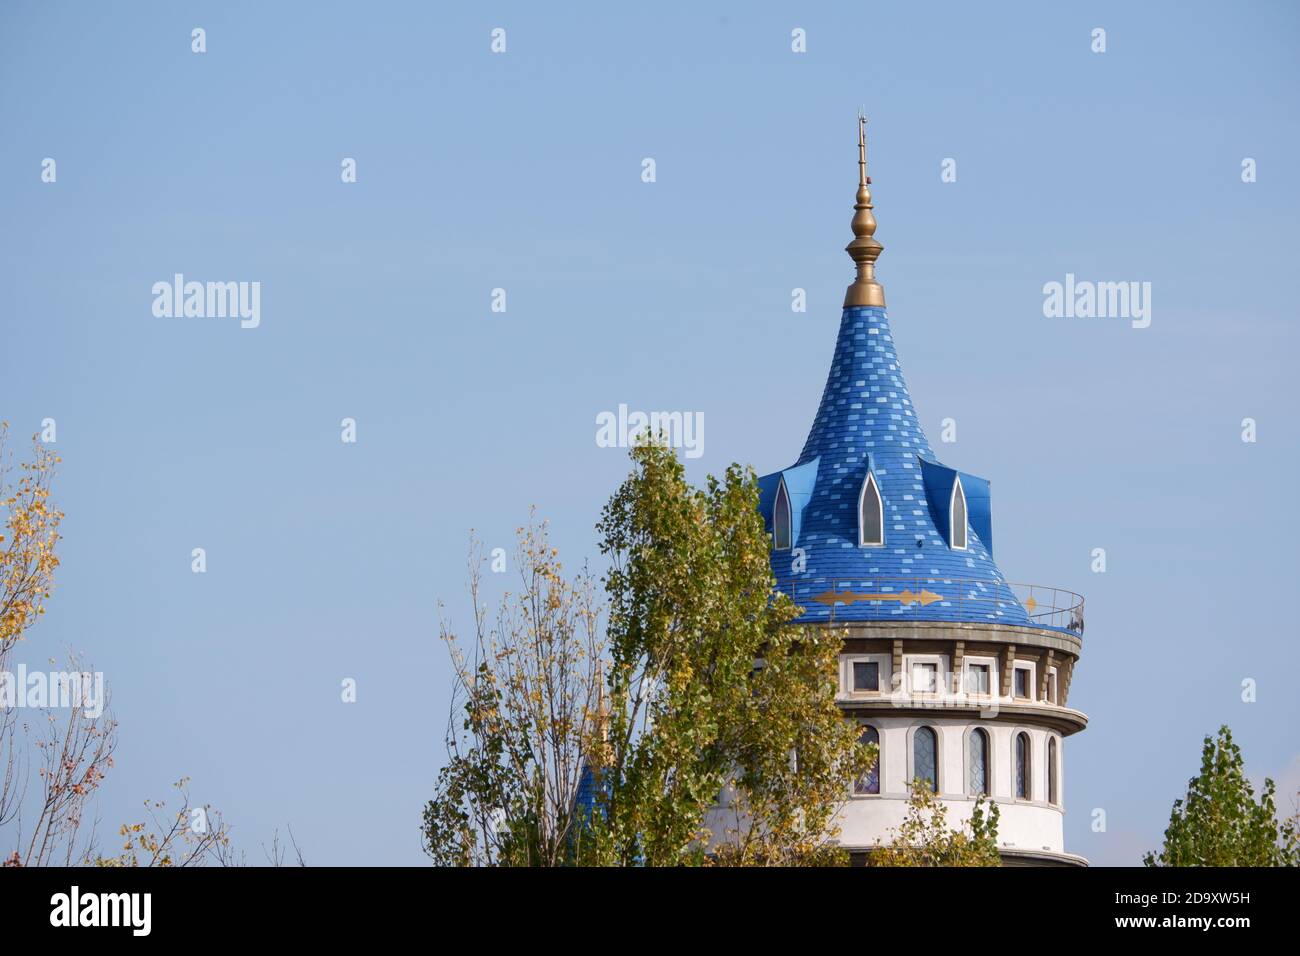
[
  {"left": 949, "top": 476, "right": 968, "bottom": 550},
  {"left": 858, "top": 472, "right": 883, "bottom": 546},
  {"left": 773, "top": 480, "right": 792, "bottom": 550}
]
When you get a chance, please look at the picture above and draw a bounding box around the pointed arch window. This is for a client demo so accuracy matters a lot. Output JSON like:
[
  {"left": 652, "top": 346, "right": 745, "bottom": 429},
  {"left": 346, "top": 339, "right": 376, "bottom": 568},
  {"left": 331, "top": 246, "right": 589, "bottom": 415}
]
[
  {"left": 913, "top": 726, "right": 938, "bottom": 793},
  {"left": 968, "top": 727, "right": 989, "bottom": 796},
  {"left": 773, "top": 480, "right": 792, "bottom": 550},
  {"left": 858, "top": 472, "right": 884, "bottom": 546},
  {"left": 949, "top": 476, "right": 968, "bottom": 550},
  {"left": 854, "top": 726, "right": 880, "bottom": 795},
  {"left": 1015, "top": 731, "right": 1031, "bottom": 800},
  {"left": 1048, "top": 737, "right": 1059, "bottom": 805}
]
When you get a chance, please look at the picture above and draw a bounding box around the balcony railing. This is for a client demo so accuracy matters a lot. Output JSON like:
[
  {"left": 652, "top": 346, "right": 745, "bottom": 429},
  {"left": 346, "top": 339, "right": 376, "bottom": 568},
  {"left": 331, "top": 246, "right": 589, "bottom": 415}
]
[
  {"left": 1006, "top": 583, "right": 1085, "bottom": 636},
  {"left": 772, "top": 576, "right": 1085, "bottom": 637}
]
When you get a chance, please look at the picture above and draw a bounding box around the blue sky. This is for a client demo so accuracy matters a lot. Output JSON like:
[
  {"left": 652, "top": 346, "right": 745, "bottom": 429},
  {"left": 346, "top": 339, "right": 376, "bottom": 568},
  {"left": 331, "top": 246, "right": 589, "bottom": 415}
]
[{"left": 1, "top": 0, "right": 1297, "bottom": 865}]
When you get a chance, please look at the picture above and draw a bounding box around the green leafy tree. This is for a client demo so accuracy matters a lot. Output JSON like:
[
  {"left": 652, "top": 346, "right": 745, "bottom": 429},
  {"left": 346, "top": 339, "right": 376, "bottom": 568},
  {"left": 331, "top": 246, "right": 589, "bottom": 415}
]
[
  {"left": 1144, "top": 725, "right": 1299, "bottom": 867},
  {"left": 868, "top": 780, "right": 1001, "bottom": 867},
  {"left": 593, "top": 440, "right": 866, "bottom": 866},
  {"left": 710, "top": 623, "right": 870, "bottom": 866},
  {"left": 423, "top": 441, "right": 867, "bottom": 866}
]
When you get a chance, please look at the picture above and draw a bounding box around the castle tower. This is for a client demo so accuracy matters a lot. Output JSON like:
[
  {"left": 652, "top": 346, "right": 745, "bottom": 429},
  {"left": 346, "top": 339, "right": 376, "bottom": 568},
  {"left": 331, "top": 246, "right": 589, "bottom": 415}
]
[{"left": 756, "top": 116, "right": 1087, "bottom": 865}]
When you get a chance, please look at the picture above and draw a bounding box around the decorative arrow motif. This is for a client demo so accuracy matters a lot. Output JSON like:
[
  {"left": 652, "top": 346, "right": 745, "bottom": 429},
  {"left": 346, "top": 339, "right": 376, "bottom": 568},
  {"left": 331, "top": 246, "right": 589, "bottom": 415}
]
[{"left": 810, "top": 589, "right": 944, "bottom": 608}]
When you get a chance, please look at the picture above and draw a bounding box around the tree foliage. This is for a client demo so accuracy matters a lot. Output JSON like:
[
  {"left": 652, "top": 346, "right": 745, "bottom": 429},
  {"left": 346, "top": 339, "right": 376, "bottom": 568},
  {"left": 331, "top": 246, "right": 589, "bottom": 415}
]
[
  {"left": 423, "top": 441, "right": 868, "bottom": 865},
  {"left": 707, "top": 624, "right": 867, "bottom": 866},
  {"left": 421, "top": 519, "right": 604, "bottom": 866},
  {"left": 591, "top": 441, "right": 866, "bottom": 865},
  {"left": 1144, "top": 725, "right": 1299, "bottom": 867},
  {"left": 868, "top": 779, "right": 1001, "bottom": 867},
  {"left": 0, "top": 425, "right": 254, "bottom": 868},
  {"left": 0, "top": 426, "right": 114, "bottom": 866},
  {"left": 93, "top": 778, "right": 233, "bottom": 867},
  {"left": 0, "top": 423, "right": 63, "bottom": 657}
]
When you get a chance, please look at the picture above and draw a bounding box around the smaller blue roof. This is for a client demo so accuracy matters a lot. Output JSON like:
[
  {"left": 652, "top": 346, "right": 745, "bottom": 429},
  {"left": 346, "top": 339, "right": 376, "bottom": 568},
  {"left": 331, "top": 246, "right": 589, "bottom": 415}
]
[
  {"left": 758, "top": 457, "right": 819, "bottom": 548},
  {"left": 919, "top": 459, "right": 993, "bottom": 556}
]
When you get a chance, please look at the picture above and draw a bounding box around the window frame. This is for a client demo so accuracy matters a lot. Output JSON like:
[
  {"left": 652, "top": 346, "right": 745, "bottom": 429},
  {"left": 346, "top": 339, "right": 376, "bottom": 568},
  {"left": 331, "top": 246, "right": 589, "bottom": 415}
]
[
  {"left": 858, "top": 471, "right": 885, "bottom": 547},
  {"left": 1047, "top": 735, "right": 1059, "bottom": 806},
  {"left": 905, "top": 653, "right": 945, "bottom": 697},
  {"left": 949, "top": 475, "right": 968, "bottom": 550},
  {"left": 773, "top": 478, "right": 792, "bottom": 551},
  {"left": 907, "top": 724, "right": 941, "bottom": 794},
  {"left": 965, "top": 725, "right": 992, "bottom": 797},
  {"left": 1014, "top": 730, "right": 1033, "bottom": 801},
  {"left": 962, "top": 655, "right": 997, "bottom": 699},
  {"left": 842, "top": 653, "right": 889, "bottom": 698},
  {"left": 1012, "top": 661, "right": 1036, "bottom": 701},
  {"left": 853, "top": 723, "right": 882, "bottom": 797}
]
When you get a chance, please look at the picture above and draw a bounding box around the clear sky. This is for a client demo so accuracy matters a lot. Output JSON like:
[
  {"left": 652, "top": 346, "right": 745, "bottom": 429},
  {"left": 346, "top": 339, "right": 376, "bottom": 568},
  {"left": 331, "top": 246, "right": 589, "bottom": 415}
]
[{"left": 2, "top": 1, "right": 1297, "bottom": 865}]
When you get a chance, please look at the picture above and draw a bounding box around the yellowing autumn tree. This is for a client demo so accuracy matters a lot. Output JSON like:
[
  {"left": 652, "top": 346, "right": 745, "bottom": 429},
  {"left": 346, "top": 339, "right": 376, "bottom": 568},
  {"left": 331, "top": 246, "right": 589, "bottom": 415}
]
[
  {"left": 421, "top": 518, "right": 605, "bottom": 867},
  {"left": 0, "top": 423, "right": 116, "bottom": 866},
  {"left": 0, "top": 423, "right": 62, "bottom": 654}
]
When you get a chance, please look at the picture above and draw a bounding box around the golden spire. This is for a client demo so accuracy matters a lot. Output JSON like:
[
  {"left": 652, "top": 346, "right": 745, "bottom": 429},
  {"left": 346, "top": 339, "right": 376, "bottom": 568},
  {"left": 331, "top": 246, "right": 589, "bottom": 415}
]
[
  {"left": 592, "top": 660, "right": 610, "bottom": 767},
  {"left": 844, "top": 110, "right": 886, "bottom": 308},
  {"left": 596, "top": 665, "right": 609, "bottom": 739}
]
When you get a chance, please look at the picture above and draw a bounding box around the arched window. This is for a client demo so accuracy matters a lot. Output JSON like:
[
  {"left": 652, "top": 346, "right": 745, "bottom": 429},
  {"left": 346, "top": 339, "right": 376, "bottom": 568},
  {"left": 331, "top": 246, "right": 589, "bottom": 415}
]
[
  {"left": 858, "top": 472, "right": 883, "bottom": 546},
  {"left": 854, "top": 726, "right": 880, "bottom": 795},
  {"left": 968, "top": 727, "right": 989, "bottom": 796},
  {"left": 1047, "top": 737, "right": 1058, "bottom": 805},
  {"left": 1015, "top": 731, "right": 1031, "bottom": 800},
  {"left": 773, "top": 480, "right": 791, "bottom": 550},
  {"left": 949, "top": 476, "right": 968, "bottom": 550},
  {"left": 913, "top": 726, "right": 938, "bottom": 792}
]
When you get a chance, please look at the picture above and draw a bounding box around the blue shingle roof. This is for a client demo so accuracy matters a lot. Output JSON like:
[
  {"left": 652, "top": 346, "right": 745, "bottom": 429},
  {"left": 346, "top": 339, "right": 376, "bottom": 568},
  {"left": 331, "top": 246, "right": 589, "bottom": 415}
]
[
  {"left": 759, "top": 306, "right": 1029, "bottom": 627},
  {"left": 574, "top": 762, "right": 605, "bottom": 821}
]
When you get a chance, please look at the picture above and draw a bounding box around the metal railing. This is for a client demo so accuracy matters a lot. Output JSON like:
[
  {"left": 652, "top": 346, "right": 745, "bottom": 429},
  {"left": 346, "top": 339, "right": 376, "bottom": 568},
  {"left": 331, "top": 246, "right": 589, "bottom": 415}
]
[
  {"left": 1006, "top": 582, "right": 1085, "bottom": 636},
  {"left": 771, "top": 575, "right": 1084, "bottom": 637}
]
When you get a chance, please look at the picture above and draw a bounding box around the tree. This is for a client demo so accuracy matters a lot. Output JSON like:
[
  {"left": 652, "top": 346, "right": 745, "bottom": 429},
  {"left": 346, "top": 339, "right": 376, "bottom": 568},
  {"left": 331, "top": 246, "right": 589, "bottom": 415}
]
[
  {"left": 421, "top": 519, "right": 605, "bottom": 866},
  {"left": 0, "top": 422, "right": 62, "bottom": 657},
  {"left": 0, "top": 424, "right": 256, "bottom": 868},
  {"left": 593, "top": 440, "right": 866, "bottom": 865},
  {"left": 868, "top": 780, "right": 1001, "bottom": 867},
  {"left": 93, "top": 778, "right": 233, "bottom": 867},
  {"left": 0, "top": 424, "right": 114, "bottom": 866},
  {"left": 1144, "top": 725, "right": 1299, "bottom": 867},
  {"left": 422, "top": 441, "right": 868, "bottom": 866},
  {"left": 709, "top": 623, "right": 869, "bottom": 866}
]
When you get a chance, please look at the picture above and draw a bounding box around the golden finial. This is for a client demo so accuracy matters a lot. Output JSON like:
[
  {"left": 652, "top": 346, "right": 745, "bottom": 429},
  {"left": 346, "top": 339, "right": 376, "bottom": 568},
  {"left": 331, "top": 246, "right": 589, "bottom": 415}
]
[
  {"left": 596, "top": 665, "right": 609, "bottom": 736},
  {"left": 592, "top": 660, "right": 611, "bottom": 766},
  {"left": 844, "top": 110, "right": 886, "bottom": 308}
]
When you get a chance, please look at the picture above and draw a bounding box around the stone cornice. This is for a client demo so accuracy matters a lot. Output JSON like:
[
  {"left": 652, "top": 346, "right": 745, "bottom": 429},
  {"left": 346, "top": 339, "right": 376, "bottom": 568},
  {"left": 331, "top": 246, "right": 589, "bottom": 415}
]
[
  {"left": 834, "top": 619, "right": 1083, "bottom": 660},
  {"left": 838, "top": 698, "right": 1089, "bottom": 736}
]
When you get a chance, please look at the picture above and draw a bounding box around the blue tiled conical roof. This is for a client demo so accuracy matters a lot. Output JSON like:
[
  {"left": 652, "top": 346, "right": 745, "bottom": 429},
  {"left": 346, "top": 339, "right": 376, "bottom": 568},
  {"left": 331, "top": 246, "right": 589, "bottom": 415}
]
[{"left": 758, "top": 305, "right": 1028, "bottom": 627}]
